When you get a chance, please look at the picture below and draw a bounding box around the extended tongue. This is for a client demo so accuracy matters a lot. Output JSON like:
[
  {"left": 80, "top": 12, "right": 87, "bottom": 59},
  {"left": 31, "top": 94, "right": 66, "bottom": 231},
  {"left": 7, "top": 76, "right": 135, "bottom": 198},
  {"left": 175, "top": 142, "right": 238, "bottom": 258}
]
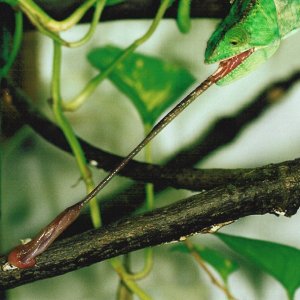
[{"left": 212, "top": 48, "right": 254, "bottom": 83}]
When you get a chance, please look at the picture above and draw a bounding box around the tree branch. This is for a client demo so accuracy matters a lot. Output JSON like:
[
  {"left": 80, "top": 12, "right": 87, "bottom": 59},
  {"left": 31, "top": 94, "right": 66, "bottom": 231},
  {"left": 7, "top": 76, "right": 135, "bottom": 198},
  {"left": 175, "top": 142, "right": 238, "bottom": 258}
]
[
  {"left": 6, "top": 70, "right": 300, "bottom": 192},
  {"left": 1, "top": 157, "right": 300, "bottom": 289},
  {"left": 4, "top": 80, "right": 248, "bottom": 191}
]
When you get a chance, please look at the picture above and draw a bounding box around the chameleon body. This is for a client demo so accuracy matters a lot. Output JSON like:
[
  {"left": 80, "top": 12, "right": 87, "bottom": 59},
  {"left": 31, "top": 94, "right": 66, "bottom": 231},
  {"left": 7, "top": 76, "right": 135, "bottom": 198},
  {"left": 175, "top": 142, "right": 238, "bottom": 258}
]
[
  {"left": 274, "top": 0, "right": 300, "bottom": 37},
  {"left": 5, "top": 0, "right": 300, "bottom": 269},
  {"left": 205, "top": 0, "right": 300, "bottom": 85}
]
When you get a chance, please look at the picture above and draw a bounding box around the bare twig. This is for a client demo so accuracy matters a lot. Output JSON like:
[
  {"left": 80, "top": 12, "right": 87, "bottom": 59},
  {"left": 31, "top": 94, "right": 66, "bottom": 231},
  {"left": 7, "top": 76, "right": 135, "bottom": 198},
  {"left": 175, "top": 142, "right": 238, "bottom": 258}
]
[{"left": 184, "top": 239, "right": 236, "bottom": 300}]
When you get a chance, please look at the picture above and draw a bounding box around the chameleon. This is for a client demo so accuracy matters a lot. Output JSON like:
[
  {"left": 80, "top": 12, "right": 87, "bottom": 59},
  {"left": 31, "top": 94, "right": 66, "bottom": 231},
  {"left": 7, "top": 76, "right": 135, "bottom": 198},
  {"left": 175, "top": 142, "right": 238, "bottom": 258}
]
[
  {"left": 206, "top": 0, "right": 300, "bottom": 85},
  {"left": 4, "top": 0, "right": 300, "bottom": 270}
]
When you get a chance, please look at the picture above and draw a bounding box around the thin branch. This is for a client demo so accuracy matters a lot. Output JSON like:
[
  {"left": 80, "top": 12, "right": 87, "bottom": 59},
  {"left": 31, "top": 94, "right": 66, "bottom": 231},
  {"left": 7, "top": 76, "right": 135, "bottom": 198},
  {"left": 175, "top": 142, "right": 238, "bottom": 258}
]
[
  {"left": 184, "top": 239, "right": 236, "bottom": 300},
  {"left": 6, "top": 70, "right": 300, "bottom": 191},
  {"left": 165, "top": 71, "right": 300, "bottom": 168},
  {"left": 22, "top": 0, "right": 231, "bottom": 30},
  {"left": 4, "top": 80, "right": 247, "bottom": 191},
  {"left": 1, "top": 158, "right": 300, "bottom": 289}
]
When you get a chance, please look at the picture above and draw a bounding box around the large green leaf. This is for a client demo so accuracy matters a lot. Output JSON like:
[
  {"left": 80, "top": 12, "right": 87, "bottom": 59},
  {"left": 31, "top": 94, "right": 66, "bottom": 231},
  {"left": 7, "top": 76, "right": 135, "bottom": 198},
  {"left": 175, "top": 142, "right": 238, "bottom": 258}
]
[
  {"left": 88, "top": 45, "right": 195, "bottom": 124},
  {"left": 218, "top": 233, "right": 300, "bottom": 299},
  {"left": 171, "top": 242, "right": 238, "bottom": 283}
]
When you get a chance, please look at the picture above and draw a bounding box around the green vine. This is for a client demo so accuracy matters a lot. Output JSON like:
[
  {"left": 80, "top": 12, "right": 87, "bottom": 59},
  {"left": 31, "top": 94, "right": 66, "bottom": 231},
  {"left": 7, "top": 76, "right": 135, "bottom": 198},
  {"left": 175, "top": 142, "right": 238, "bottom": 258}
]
[
  {"left": 0, "top": 10, "right": 23, "bottom": 79},
  {"left": 18, "top": 0, "right": 97, "bottom": 32},
  {"left": 51, "top": 41, "right": 102, "bottom": 228},
  {"left": 111, "top": 258, "right": 153, "bottom": 300},
  {"left": 124, "top": 123, "right": 154, "bottom": 282},
  {"left": 62, "top": 0, "right": 172, "bottom": 111},
  {"left": 22, "top": 0, "right": 106, "bottom": 47},
  {"left": 103, "top": 1, "right": 173, "bottom": 297},
  {"left": 16, "top": 0, "right": 109, "bottom": 229}
]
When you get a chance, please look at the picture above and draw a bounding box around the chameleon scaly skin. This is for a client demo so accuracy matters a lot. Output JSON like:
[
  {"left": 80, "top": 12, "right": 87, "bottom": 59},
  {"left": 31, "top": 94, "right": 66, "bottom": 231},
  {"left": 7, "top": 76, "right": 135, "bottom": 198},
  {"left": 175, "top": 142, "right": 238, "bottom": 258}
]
[{"left": 274, "top": 0, "right": 300, "bottom": 38}]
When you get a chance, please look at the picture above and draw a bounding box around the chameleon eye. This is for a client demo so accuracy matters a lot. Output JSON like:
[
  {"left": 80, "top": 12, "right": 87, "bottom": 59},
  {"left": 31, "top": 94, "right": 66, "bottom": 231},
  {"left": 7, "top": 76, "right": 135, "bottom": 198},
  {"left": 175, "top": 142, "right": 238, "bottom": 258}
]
[
  {"left": 229, "top": 40, "right": 239, "bottom": 46},
  {"left": 226, "top": 26, "right": 249, "bottom": 46}
]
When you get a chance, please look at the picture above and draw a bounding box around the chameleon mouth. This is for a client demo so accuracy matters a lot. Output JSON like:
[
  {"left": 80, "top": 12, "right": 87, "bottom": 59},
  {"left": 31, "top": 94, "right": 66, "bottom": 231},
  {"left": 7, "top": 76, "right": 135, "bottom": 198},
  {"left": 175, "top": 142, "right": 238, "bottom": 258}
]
[{"left": 213, "top": 48, "right": 255, "bottom": 82}]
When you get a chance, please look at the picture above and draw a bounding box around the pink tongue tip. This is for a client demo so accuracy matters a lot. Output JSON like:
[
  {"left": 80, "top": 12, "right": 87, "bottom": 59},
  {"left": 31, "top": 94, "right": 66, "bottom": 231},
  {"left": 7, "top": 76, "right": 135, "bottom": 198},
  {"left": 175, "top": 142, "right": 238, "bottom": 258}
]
[{"left": 213, "top": 48, "right": 254, "bottom": 82}]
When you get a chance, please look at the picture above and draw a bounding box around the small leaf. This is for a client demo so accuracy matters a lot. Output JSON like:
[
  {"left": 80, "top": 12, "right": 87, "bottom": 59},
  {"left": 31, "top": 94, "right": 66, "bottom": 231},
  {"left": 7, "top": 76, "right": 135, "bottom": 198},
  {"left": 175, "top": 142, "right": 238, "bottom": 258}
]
[
  {"left": 171, "top": 243, "right": 238, "bottom": 283},
  {"left": 88, "top": 45, "right": 195, "bottom": 124},
  {"left": 218, "top": 233, "right": 300, "bottom": 299},
  {"left": 177, "top": 0, "right": 192, "bottom": 33}
]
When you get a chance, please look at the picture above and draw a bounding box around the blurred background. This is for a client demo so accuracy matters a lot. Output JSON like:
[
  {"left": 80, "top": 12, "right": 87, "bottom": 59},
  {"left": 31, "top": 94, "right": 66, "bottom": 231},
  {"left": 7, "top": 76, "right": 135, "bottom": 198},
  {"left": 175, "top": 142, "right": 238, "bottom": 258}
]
[{"left": 2, "top": 17, "right": 300, "bottom": 299}]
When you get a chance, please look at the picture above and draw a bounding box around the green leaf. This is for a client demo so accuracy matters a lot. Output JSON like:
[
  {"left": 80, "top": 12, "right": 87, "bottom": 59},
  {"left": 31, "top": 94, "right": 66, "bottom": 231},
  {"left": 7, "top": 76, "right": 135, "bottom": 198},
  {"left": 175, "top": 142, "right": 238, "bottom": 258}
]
[
  {"left": 87, "top": 45, "right": 195, "bottom": 125},
  {"left": 171, "top": 243, "right": 238, "bottom": 283},
  {"left": 218, "top": 233, "right": 300, "bottom": 299},
  {"left": 177, "top": 0, "right": 192, "bottom": 33}
]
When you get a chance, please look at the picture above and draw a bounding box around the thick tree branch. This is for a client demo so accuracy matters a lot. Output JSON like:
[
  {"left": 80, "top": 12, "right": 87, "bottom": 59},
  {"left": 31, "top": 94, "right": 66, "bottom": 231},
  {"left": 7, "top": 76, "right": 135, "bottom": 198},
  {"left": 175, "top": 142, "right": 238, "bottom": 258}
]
[
  {"left": 1, "top": 157, "right": 300, "bottom": 290},
  {"left": 2, "top": 74, "right": 300, "bottom": 290},
  {"left": 21, "top": 0, "right": 231, "bottom": 30}
]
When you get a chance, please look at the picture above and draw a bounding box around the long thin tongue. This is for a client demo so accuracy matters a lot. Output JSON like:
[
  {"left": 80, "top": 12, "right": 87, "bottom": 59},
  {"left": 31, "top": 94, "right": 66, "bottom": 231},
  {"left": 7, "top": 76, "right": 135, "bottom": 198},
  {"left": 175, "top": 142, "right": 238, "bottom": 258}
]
[
  {"left": 4, "top": 47, "right": 256, "bottom": 270},
  {"left": 81, "top": 48, "right": 255, "bottom": 205}
]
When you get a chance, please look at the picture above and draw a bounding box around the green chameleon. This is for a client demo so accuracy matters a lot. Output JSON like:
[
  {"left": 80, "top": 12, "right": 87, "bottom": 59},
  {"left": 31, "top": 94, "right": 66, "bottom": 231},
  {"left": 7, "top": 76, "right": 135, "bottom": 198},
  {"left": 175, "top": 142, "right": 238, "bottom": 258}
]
[
  {"left": 4, "top": 0, "right": 300, "bottom": 270},
  {"left": 207, "top": 0, "right": 300, "bottom": 85}
]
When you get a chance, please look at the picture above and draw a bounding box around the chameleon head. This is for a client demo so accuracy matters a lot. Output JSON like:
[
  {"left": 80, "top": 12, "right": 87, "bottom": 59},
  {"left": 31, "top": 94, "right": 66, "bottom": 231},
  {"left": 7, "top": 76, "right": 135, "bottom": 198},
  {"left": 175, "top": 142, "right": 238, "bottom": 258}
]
[{"left": 205, "top": 0, "right": 281, "bottom": 85}]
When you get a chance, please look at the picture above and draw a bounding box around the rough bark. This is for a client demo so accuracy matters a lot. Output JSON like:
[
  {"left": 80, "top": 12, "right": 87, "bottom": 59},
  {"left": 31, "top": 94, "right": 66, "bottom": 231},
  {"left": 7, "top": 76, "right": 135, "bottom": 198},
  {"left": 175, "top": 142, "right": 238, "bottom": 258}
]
[{"left": 1, "top": 158, "right": 300, "bottom": 289}]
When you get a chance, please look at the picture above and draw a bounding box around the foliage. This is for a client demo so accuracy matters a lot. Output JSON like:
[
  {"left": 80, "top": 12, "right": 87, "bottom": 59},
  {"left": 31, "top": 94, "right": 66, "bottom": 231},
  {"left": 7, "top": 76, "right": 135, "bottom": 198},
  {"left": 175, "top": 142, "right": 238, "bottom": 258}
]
[
  {"left": 218, "top": 233, "right": 300, "bottom": 300},
  {"left": 171, "top": 242, "right": 239, "bottom": 284},
  {"left": 88, "top": 45, "right": 195, "bottom": 125}
]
